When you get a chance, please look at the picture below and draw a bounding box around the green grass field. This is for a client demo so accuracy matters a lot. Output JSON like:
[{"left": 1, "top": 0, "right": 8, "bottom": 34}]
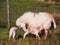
[
  {"left": 0, "top": 1, "right": 60, "bottom": 45},
  {"left": 0, "top": 24, "right": 60, "bottom": 45}
]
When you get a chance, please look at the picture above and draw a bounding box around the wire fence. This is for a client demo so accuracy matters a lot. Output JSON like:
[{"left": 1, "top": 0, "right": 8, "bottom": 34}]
[{"left": 0, "top": 1, "right": 60, "bottom": 28}]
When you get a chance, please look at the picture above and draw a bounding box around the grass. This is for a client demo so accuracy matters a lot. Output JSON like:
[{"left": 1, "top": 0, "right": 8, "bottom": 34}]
[
  {"left": 0, "top": 24, "right": 60, "bottom": 45},
  {"left": 0, "top": 1, "right": 60, "bottom": 45},
  {"left": 0, "top": 36, "right": 60, "bottom": 45}
]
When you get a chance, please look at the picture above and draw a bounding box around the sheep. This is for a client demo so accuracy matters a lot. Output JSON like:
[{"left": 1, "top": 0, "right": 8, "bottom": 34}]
[
  {"left": 16, "top": 12, "right": 56, "bottom": 39},
  {"left": 9, "top": 27, "right": 18, "bottom": 40}
]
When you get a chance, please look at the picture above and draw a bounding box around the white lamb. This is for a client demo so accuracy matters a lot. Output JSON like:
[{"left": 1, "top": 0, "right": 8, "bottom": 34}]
[
  {"left": 9, "top": 27, "right": 18, "bottom": 40},
  {"left": 16, "top": 12, "right": 56, "bottom": 39},
  {"left": 23, "top": 24, "right": 43, "bottom": 39}
]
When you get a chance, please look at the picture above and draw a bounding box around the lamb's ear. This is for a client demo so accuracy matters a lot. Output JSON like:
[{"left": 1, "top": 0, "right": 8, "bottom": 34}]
[{"left": 25, "top": 23, "right": 28, "bottom": 29}]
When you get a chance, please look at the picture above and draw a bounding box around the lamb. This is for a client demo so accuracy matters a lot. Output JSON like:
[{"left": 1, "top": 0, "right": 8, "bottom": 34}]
[
  {"left": 9, "top": 27, "right": 18, "bottom": 40},
  {"left": 23, "top": 24, "right": 43, "bottom": 39},
  {"left": 16, "top": 12, "right": 56, "bottom": 39}
]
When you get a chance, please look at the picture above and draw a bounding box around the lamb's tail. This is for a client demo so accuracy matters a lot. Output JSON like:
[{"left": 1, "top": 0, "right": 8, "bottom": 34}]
[{"left": 52, "top": 19, "right": 56, "bottom": 29}]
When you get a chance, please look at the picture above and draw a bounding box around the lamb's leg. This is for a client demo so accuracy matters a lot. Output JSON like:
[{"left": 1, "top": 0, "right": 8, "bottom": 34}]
[
  {"left": 35, "top": 33, "right": 40, "bottom": 39},
  {"left": 23, "top": 32, "right": 29, "bottom": 39},
  {"left": 12, "top": 32, "right": 16, "bottom": 40},
  {"left": 9, "top": 32, "right": 12, "bottom": 40},
  {"left": 34, "top": 32, "right": 40, "bottom": 39},
  {"left": 44, "top": 29, "right": 48, "bottom": 39}
]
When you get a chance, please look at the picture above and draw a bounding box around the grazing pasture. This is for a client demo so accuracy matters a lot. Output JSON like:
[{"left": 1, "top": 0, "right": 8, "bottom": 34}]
[
  {"left": 0, "top": 1, "right": 60, "bottom": 45},
  {"left": 0, "top": 24, "right": 60, "bottom": 45}
]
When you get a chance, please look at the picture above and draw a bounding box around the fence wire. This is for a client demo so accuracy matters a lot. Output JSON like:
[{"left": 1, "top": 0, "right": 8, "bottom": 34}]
[{"left": 0, "top": 1, "right": 60, "bottom": 28}]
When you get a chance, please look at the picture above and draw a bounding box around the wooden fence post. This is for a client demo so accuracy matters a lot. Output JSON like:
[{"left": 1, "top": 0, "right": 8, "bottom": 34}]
[{"left": 7, "top": 0, "right": 10, "bottom": 29}]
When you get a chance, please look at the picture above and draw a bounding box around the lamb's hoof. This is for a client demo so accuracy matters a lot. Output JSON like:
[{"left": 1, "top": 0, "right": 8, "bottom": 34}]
[
  {"left": 44, "top": 36, "right": 47, "bottom": 39},
  {"left": 36, "top": 37, "right": 40, "bottom": 40},
  {"left": 23, "top": 37, "right": 25, "bottom": 39},
  {"left": 38, "top": 37, "right": 41, "bottom": 40}
]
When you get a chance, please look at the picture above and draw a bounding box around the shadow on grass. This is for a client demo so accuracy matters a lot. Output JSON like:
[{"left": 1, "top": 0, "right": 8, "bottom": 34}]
[{"left": 16, "top": 35, "right": 23, "bottom": 40}]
